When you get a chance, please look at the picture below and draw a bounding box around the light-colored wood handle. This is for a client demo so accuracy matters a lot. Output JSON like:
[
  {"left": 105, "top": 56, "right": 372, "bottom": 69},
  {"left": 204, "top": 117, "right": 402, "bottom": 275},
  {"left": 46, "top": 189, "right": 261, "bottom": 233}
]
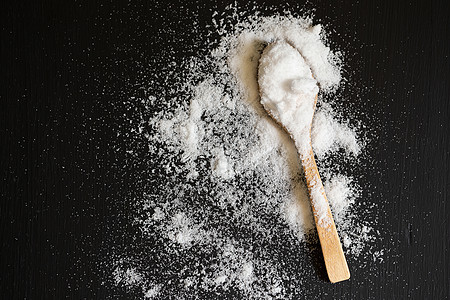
[{"left": 301, "top": 146, "right": 350, "bottom": 283}]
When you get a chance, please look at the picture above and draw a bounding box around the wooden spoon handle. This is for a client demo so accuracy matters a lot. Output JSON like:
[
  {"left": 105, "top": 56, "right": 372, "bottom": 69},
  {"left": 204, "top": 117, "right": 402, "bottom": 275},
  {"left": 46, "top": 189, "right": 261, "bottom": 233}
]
[{"left": 301, "top": 146, "right": 350, "bottom": 283}]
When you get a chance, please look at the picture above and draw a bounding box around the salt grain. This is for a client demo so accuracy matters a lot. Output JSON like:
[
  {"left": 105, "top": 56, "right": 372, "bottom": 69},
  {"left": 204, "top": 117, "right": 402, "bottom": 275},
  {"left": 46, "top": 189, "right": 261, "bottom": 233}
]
[
  {"left": 109, "top": 10, "right": 379, "bottom": 299},
  {"left": 144, "top": 285, "right": 161, "bottom": 299},
  {"left": 211, "top": 147, "right": 235, "bottom": 180}
]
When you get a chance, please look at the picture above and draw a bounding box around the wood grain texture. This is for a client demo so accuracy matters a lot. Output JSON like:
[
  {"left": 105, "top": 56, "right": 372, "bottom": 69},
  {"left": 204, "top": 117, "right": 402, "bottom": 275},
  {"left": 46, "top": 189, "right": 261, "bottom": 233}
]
[{"left": 301, "top": 147, "right": 350, "bottom": 283}]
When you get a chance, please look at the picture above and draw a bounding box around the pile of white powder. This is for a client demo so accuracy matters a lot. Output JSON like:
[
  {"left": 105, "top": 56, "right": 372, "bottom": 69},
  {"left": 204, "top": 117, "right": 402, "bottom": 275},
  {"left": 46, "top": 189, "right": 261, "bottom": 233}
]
[
  {"left": 108, "top": 9, "right": 379, "bottom": 299},
  {"left": 258, "top": 40, "right": 332, "bottom": 227}
]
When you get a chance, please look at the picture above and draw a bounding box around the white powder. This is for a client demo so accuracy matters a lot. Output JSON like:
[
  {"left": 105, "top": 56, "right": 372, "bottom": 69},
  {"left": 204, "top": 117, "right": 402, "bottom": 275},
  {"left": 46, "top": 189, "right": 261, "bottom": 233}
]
[
  {"left": 325, "top": 175, "right": 356, "bottom": 223},
  {"left": 312, "top": 107, "right": 361, "bottom": 158},
  {"left": 258, "top": 41, "right": 318, "bottom": 149},
  {"left": 167, "top": 212, "right": 200, "bottom": 247},
  {"left": 283, "top": 181, "right": 315, "bottom": 239},
  {"left": 107, "top": 9, "right": 380, "bottom": 299},
  {"left": 144, "top": 285, "right": 161, "bottom": 299},
  {"left": 258, "top": 41, "right": 335, "bottom": 227},
  {"left": 113, "top": 267, "right": 142, "bottom": 287},
  {"left": 211, "top": 147, "right": 235, "bottom": 180},
  {"left": 113, "top": 264, "right": 161, "bottom": 299}
]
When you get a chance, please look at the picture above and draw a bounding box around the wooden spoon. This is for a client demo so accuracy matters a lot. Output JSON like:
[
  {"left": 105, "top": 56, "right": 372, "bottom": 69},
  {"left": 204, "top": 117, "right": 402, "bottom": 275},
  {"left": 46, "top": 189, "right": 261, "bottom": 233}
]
[
  {"left": 258, "top": 41, "right": 350, "bottom": 283},
  {"left": 300, "top": 114, "right": 351, "bottom": 283}
]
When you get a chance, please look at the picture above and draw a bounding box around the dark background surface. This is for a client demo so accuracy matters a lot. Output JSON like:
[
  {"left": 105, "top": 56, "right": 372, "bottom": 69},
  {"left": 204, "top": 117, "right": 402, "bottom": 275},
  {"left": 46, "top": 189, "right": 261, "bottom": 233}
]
[{"left": 1, "top": 0, "right": 449, "bottom": 299}]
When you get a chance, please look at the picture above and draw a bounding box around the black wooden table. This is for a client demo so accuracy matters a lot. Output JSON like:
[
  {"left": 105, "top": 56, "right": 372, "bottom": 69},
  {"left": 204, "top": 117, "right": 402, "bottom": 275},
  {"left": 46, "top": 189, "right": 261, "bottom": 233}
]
[{"left": 1, "top": 1, "right": 449, "bottom": 299}]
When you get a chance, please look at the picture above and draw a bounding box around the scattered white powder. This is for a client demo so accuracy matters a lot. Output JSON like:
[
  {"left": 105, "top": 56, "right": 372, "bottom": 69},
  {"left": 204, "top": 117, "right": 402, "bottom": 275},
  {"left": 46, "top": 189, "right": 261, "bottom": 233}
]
[
  {"left": 107, "top": 8, "right": 380, "bottom": 299},
  {"left": 167, "top": 212, "right": 201, "bottom": 247},
  {"left": 372, "top": 250, "right": 385, "bottom": 263},
  {"left": 325, "top": 175, "right": 357, "bottom": 223},
  {"left": 113, "top": 267, "right": 142, "bottom": 287},
  {"left": 312, "top": 107, "right": 361, "bottom": 158},
  {"left": 283, "top": 181, "right": 315, "bottom": 239},
  {"left": 113, "top": 264, "right": 161, "bottom": 299},
  {"left": 144, "top": 285, "right": 161, "bottom": 299},
  {"left": 211, "top": 147, "right": 235, "bottom": 180},
  {"left": 152, "top": 206, "right": 164, "bottom": 221}
]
